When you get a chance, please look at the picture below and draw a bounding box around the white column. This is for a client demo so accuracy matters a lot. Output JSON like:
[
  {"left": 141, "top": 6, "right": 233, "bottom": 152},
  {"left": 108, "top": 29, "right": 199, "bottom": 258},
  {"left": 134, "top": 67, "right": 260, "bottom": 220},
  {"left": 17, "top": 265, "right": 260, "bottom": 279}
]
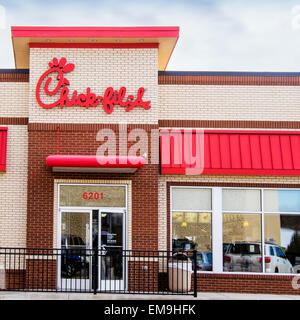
[{"left": 212, "top": 187, "right": 223, "bottom": 273}]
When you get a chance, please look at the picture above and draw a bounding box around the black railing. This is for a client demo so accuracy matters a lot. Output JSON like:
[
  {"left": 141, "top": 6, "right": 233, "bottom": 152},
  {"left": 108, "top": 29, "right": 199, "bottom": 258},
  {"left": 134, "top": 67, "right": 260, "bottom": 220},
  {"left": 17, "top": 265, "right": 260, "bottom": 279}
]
[{"left": 0, "top": 248, "right": 197, "bottom": 297}]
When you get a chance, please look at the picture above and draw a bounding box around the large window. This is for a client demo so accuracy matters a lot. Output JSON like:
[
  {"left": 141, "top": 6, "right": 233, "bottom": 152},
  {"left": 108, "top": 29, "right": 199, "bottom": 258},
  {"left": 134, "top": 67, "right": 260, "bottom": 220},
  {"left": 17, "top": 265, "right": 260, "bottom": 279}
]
[
  {"left": 264, "top": 190, "right": 300, "bottom": 274},
  {"left": 171, "top": 187, "right": 300, "bottom": 274},
  {"left": 171, "top": 187, "right": 212, "bottom": 272},
  {"left": 223, "top": 189, "right": 262, "bottom": 273}
]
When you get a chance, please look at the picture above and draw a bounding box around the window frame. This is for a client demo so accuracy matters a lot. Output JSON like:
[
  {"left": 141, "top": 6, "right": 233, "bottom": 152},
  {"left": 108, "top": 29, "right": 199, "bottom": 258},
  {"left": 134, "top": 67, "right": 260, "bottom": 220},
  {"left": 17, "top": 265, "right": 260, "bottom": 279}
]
[
  {"left": 170, "top": 185, "right": 300, "bottom": 276},
  {"left": 170, "top": 186, "right": 213, "bottom": 273}
]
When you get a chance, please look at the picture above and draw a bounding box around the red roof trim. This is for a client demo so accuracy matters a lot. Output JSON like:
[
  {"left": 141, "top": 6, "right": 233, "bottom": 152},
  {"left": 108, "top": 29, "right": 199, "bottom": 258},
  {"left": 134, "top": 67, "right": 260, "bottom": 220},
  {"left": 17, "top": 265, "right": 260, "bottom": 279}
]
[
  {"left": 29, "top": 43, "right": 159, "bottom": 49},
  {"left": 160, "top": 129, "right": 300, "bottom": 135},
  {"left": 161, "top": 168, "right": 300, "bottom": 176},
  {"left": 160, "top": 130, "right": 300, "bottom": 176},
  {"left": 46, "top": 155, "right": 145, "bottom": 169},
  {"left": 12, "top": 26, "right": 179, "bottom": 38}
]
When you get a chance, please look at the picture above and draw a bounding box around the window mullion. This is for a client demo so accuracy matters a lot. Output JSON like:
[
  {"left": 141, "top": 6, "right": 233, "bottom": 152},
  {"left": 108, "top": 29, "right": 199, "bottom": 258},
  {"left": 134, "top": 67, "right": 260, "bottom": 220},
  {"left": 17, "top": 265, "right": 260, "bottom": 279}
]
[
  {"left": 212, "top": 187, "right": 223, "bottom": 273},
  {"left": 261, "top": 189, "right": 265, "bottom": 273}
]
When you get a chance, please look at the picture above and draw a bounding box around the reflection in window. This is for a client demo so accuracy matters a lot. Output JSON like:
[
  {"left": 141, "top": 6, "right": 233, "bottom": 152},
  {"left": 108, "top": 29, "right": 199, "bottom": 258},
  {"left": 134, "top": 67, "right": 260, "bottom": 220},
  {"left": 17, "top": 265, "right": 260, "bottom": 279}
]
[
  {"left": 264, "top": 190, "right": 300, "bottom": 212},
  {"left": 172, "top": 188, "right": 212, "bottom": 211},
  {"left": 223, "top": 189, "right": 261, "bottom": 212},
  {"left": 171, "top": 187, "right": 300, "bottom": 275},
  {"left": 223, "top": 214, "right": 262, "bottom": 273},
  {"left": 61, "top": 212, "right": 90, "bottom": 279},
  {"left": 264, "top": 214, "right": 300, "bottom": 273},
  {"left": 172, "top": 212, "right": 212, "bottom": 271},
  {"left": 61, "top": 212, "right": 89, "bottom": 248}
]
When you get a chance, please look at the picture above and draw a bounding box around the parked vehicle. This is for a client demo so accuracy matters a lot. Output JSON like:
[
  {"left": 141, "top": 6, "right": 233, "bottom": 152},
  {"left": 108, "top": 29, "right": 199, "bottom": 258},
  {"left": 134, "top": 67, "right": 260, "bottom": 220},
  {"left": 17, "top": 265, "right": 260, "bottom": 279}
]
[
  {"left": 264, "top": 244, "right": 294, "bottom": 274},
  {"left": 292, "top": 258, "right": 300, "bottom": 273},
  {"left": 172, "top": 238, "right": 197, "bottom": 252},
  {"left": 223, "top": 242, "right": 261, "bottom": 272},
  {"left": 223, "top": 241, "right": 294, "bottom": 273},
  {"left": 223, "top": 243, "right": 230, "bottom": 255},
  {"left": 61, "top": 235, "right": 90, "bottom": 278},
  {"left": 193, "top": 252, "right": 212, "bottom": 271},
  {"left": 291, "top": 257, "right": 300, "bottom": 273}
]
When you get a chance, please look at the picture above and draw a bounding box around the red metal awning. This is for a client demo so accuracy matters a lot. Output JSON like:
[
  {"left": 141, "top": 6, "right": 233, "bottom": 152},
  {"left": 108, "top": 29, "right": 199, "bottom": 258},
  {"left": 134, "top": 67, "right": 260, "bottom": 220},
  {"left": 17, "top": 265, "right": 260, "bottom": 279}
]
[
  {"left": 160, "top": 130, "right": 300, "bottom": 176},
  {"left": 46, "top": 155, "right": 145, "bottom": 173},
  {"left": 0, "top": 128, "right": 7, "bottom": 172}
]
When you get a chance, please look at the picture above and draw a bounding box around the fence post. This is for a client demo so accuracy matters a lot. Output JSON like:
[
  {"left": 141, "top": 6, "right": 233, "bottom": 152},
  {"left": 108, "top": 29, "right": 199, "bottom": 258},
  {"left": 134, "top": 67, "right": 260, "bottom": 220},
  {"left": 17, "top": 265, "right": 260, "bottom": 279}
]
[
  {"left": 193, "top": 250, "right": 197, "bottom": 298},
  {"left": 93, "top": 248, "right": 98, "bottom": 295}
]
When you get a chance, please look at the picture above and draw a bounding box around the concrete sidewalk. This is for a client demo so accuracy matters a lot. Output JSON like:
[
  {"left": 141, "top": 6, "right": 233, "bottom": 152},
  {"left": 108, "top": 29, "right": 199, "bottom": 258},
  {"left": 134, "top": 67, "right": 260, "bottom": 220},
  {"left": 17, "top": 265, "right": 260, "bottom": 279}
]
[{"left": 0, "top": 291, "right": 299, "bottom": 300}]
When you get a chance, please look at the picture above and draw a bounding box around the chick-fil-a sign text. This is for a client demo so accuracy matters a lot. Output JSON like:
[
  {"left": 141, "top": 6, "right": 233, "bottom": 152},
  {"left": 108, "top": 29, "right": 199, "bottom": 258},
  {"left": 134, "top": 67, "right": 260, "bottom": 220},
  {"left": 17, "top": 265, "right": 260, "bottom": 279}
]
[{"left": 36, "top": 57, "right": 151, "bottom": 114}]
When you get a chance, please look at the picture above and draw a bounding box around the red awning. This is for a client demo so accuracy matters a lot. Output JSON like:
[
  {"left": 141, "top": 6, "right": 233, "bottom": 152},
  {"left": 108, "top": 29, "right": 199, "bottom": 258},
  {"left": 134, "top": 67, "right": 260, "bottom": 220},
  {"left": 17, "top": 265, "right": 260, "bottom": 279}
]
[
  {"left": 160, "top": 130, "right": 300, "bottom": 176},
  {"left": 46, "top": 155, "right": 145, "bottom": 173},
  {"left": 0, "top": 128, "right": 7, "bottom": 172}
]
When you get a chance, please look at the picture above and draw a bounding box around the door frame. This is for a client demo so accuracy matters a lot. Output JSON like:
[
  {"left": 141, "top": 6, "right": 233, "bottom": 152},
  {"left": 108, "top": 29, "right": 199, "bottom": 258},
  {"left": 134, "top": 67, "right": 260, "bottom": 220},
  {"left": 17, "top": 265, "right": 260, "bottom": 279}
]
[
  {"left": 98, "top": 208, "right": 127, "bottom": 291},
  {"left": 57, "top": 208, "right": 93, "bottom": 291},
  {"left": 57, "top": 183, "right": 128, "bottom": 291}
]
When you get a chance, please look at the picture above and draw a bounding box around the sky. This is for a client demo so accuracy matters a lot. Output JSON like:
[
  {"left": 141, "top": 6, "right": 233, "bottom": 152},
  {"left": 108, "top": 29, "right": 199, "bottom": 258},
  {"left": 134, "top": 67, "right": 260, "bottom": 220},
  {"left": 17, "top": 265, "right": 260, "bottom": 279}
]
[{"left": 1, "top": 0, "right": 300, "bottom": 71}]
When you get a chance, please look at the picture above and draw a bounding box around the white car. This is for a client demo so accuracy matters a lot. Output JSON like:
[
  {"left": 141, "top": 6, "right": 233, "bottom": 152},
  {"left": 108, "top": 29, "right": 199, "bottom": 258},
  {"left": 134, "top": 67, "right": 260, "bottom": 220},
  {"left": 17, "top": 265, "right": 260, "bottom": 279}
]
[
  {"left": 223, "top": 241, "right": 294, "bottom": 274},
  {"left": 264, "top": 243, "right": 294, "bottom": 274},
  {"left": 223, "top": 242, "right": 262, "bottom": 272},
  {"left": 292, "top": 257, "right": 300, "bottom": 274}
]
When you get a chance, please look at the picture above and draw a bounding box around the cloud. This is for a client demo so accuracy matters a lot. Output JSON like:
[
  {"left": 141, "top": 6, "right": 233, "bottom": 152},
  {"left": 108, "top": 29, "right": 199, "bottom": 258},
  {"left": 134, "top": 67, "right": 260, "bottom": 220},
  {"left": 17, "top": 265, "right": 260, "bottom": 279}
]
[
  {"left": 0, "top": 5, "right": 5, "bottom": 30},
  {"left": 0, "top": 0, "right": 300, "bottom": 71}
]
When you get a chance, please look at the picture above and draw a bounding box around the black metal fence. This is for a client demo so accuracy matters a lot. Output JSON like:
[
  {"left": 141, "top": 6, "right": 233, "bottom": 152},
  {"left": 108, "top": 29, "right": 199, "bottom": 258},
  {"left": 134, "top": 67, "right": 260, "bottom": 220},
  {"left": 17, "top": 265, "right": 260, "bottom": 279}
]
[{"left": 0, "top": 248, "right": 197, "bottom": 297}]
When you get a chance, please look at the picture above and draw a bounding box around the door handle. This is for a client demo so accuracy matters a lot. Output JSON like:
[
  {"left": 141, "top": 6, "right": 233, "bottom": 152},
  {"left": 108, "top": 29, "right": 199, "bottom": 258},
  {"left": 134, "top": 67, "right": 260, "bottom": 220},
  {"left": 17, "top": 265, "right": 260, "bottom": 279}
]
[{"left": 100, "top": 245, "right": 107, "bottom": 255}]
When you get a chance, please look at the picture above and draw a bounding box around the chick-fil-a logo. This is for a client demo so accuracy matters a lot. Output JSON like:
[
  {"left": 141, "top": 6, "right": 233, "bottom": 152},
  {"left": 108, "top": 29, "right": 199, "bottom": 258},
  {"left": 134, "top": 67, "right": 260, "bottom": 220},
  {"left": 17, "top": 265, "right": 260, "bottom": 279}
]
[{"left": 36, "top": 57, "right": 151, "bottom": 114}]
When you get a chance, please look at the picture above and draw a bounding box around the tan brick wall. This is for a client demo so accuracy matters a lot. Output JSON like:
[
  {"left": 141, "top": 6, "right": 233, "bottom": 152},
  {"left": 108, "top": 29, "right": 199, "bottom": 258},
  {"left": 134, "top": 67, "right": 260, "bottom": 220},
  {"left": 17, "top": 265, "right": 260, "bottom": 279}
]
[
  {"left": 0, "top": 126, "right": 28, "bottom": 248},
  {"left": 0, "top": 83, "right": 29, "bottom": 118},
  {"left": 159, "top": 85, "right": 300, "bottom": 121},
  {"left": 29, "top": 48, "right": 158, "bottom": 124},
  {"left": 158, "top": 175, "right": 300, "bottom": 251}
]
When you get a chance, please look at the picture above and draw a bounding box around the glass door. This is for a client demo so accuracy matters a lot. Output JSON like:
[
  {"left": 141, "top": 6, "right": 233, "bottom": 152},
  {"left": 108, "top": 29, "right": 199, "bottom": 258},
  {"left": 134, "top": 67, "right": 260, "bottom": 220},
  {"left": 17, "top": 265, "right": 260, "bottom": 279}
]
[
  {"left": 99, "top": 210, "right": 125, "bottom": 291},
  {"left": 59, "top": 210, "right": 92, "bottom": 291}
]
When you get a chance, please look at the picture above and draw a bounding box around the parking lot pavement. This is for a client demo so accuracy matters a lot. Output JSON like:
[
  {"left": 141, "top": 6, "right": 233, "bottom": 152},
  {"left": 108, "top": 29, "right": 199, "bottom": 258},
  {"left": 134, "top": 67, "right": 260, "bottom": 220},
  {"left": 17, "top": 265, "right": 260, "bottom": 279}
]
[{"left": 0, "top": 292, "right": 299, "bottom": 300}]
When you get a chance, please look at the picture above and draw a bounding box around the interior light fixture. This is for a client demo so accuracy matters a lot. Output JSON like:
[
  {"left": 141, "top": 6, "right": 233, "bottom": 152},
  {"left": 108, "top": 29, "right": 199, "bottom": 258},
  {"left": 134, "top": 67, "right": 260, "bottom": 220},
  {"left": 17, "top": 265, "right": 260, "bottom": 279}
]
[
  {"left": 181, "top": 221, "right": 187, "bottom": 227},
  {"left": 243, "top": 221, "right": 249, "bottom": 227}
]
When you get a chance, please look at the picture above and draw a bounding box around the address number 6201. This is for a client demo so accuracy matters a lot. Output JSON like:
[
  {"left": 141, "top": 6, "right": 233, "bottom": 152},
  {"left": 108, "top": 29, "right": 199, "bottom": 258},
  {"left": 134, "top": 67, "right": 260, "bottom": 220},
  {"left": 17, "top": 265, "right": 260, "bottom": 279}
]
[{"left": 82, "top": 192, "right": 104, "bottom": 200}]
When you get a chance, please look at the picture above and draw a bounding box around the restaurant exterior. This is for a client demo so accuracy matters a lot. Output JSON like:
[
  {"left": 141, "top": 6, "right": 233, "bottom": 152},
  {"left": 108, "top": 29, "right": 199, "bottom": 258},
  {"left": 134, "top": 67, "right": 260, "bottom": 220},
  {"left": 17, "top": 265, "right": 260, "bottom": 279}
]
[{"left": 0, "top": 26, "right": 300, "bottom": 295}]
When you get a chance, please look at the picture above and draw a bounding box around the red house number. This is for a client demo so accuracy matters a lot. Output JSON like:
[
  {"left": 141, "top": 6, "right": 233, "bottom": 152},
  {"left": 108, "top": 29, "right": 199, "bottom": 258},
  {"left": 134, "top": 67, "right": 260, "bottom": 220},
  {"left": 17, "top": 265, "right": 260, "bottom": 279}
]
[{"left": 83, "top": 192, "right": 104, "bottom": 200}]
